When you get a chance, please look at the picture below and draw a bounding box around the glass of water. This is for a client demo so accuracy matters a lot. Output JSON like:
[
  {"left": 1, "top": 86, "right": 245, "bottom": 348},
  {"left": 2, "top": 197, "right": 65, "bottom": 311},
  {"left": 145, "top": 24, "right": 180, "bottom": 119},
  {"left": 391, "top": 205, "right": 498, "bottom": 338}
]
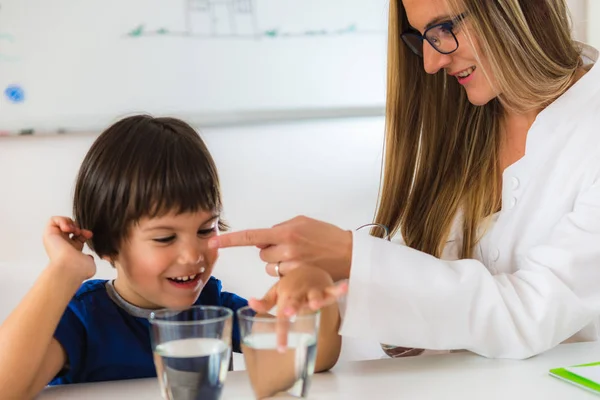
[
  {"left": 237, "top": 306, "right": 320, "bottom": 399},
  {"left": 149, "top": 306, "right": 233, "bottom": 400}
]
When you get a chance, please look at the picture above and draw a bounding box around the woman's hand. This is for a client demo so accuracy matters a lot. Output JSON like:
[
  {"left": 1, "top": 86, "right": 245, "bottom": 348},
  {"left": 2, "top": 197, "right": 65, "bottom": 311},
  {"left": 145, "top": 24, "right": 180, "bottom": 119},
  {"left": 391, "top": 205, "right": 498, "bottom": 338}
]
[
  {"left": 43, "top": 216, "right": 96, "bottom": 283},
  {"left": 209, "top": 216, "right": 353, "bottom": 281}
]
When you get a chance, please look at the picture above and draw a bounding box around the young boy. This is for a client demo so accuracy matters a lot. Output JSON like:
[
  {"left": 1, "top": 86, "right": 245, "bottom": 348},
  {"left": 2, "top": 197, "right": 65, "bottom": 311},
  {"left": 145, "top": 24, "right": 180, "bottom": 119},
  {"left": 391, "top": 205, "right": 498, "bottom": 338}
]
[{"left": 0, "top": 115, "right": 342, "bottom": 399}]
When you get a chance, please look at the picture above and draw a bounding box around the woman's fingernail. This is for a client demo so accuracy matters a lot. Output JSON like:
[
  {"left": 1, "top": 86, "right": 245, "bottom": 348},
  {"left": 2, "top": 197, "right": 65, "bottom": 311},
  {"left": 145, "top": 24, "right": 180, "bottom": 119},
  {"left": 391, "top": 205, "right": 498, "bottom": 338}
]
[
  {"left": 208, "top": 239, "right": 218, "bottom": 249},
  {"left": 284, "top": 307, "right": 295, "bottom": 316},
  {"left": 278, "top": 345, "right": 286, "bottom": 353}
]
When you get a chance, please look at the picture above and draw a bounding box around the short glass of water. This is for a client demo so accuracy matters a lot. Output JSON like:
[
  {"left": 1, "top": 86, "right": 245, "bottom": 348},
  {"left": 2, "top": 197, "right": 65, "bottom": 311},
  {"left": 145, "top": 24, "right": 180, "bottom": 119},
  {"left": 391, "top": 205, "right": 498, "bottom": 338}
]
[
  {"left": 149, "top": 306, "right": 233, "bottom": 400},
  {"left": 237, "top": 306, "right": 320, "bottom": 399}
]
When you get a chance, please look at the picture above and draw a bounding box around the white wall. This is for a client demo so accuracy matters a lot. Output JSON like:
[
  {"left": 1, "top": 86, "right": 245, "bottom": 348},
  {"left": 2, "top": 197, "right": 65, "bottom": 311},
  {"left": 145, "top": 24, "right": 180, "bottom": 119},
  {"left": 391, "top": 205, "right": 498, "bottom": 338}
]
[
  {"left": 0, "top": 116, "right": 388, "bottom": 362},
  {"left": 587, "top": 1, "right": 600, "bottom": 49},
  {"left": 568, "top": 0, "right": 587, "bottom": 42}
]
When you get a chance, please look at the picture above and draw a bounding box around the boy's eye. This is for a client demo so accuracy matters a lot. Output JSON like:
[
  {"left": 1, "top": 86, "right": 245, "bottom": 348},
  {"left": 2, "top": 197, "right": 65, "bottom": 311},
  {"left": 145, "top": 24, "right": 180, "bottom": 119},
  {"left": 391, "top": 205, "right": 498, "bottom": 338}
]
[
  {"left": 153, "top": 235, "right": 176, "bottom": 243},
  {"left": 197, "top": 227, "right": 217, "bottom": 237}
]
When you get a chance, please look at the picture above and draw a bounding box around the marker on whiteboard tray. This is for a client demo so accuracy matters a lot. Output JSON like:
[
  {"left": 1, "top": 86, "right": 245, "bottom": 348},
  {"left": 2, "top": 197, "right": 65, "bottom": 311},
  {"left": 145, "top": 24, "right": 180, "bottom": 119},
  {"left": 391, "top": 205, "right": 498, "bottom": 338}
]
[
  {"left": 19, "top": 129, "right": 34, "bottom": 135},
  {"left": 4, "top": 85, "right": 25, "bottom": 103}
]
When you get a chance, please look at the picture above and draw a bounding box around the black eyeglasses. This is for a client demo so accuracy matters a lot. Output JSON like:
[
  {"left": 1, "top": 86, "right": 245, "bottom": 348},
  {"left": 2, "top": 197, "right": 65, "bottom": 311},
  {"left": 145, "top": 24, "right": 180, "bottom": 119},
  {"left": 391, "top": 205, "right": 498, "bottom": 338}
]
[{"left": 401, "top": 12, "right": 468, "bottom": 57}]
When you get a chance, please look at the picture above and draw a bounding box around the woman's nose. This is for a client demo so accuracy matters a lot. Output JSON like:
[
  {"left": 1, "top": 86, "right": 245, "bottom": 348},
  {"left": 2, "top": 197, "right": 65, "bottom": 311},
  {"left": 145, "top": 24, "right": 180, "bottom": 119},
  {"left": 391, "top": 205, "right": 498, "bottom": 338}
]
[{"left": 422, "top": 42, "right": 452, "bottom": 74}]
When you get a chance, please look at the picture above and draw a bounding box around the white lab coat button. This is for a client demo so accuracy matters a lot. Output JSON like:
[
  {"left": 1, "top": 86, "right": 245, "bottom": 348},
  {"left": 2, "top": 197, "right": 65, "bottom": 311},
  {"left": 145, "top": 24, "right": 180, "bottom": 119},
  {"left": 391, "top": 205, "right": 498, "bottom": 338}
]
[
  {"left": 508, "top": 197, "right": 517, "bottom": 209},
  {"left": 511, "top": 177, "right": 520, "bottom": 190},
  {"left": 491, "top": 248, "right": 500, "bottom": 261}
]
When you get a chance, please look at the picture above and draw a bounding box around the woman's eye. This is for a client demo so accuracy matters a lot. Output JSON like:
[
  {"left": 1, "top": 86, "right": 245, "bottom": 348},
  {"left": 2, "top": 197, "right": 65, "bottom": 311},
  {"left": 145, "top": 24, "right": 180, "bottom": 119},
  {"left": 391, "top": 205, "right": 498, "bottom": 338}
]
[
  {"left": 197, "top": 227, "right": 217, "bottom": 237},
  {"left": 153, "top": 235, "right": 176, "bottom": 243}
]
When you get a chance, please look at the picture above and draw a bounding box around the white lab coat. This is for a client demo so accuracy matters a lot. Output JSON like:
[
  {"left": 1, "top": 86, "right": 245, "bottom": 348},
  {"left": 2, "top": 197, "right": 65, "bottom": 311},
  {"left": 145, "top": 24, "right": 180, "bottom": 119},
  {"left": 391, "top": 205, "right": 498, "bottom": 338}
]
[{"left": 340, "top": 44, "right": 600, "bottom": 359}]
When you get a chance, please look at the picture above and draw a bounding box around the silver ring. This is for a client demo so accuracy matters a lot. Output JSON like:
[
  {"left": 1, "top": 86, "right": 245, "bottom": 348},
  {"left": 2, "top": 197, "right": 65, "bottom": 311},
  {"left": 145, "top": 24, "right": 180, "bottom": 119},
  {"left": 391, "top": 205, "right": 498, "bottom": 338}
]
[{"left": 275, "top": 261, "right": 281, "bottom": 278}]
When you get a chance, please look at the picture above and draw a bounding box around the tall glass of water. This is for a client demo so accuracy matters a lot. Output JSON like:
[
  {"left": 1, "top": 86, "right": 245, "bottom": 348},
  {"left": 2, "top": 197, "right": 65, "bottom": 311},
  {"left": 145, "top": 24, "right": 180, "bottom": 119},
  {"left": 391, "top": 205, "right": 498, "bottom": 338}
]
[
  {"left": 149, "top": 306, "right": 233, "bottom": 400},
  {"left": 237, "top": 306, "right": 320, "bottom": 399}
]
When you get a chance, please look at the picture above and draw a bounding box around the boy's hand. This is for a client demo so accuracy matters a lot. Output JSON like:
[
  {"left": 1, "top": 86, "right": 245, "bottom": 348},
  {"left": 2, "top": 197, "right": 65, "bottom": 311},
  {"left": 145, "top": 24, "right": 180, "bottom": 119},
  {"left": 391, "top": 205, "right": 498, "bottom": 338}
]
[
  {"left": 249, "top": 266, "right": 348, "bottom": 351},
  {"left": 43, "top": 216, "right": 96, "bottom": 282}
]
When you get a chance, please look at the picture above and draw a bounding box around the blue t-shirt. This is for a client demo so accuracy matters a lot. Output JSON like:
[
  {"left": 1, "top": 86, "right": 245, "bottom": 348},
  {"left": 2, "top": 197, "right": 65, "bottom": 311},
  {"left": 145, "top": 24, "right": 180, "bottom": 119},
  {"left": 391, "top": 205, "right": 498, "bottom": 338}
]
[{"left": 50, "top": 277, "right": 247, "bottom": 385}]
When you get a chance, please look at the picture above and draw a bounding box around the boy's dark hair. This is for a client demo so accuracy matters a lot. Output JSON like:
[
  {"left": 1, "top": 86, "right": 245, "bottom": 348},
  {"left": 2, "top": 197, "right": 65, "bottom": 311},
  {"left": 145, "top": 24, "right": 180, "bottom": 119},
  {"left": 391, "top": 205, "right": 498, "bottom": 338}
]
[{"left": 73, "top": 115, "right": 226, "bottom": 258}]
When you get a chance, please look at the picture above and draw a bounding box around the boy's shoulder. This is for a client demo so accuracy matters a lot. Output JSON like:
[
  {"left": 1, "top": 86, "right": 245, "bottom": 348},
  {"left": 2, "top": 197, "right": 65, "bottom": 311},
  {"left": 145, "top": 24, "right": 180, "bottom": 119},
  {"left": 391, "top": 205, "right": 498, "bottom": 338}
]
[
  {"left": 73, "top": 279, "right": 110, "bottom": 300},
  {"left": 200, "top": 276, "right": 223, "bottom": 297},
  {"left": 66, "top": 279, "right": 114, "bottom": 319},
  {"left": 199, "top": 276, "right": 247, "bottom": 311}
]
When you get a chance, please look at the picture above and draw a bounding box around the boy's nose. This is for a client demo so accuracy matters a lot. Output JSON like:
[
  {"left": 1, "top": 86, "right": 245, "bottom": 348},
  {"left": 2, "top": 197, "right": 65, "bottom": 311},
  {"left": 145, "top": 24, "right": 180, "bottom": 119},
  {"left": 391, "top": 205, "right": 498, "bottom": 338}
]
[{"left": 178, "top": 244, "right": 204, "bottom": 266}]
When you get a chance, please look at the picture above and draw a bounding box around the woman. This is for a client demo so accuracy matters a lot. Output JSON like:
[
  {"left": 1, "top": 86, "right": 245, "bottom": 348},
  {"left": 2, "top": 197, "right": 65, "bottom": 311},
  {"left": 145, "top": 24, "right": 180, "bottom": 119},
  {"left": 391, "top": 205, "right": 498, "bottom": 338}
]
[{"left": 209, "top": 0, "right": 600, "bottom": 359}]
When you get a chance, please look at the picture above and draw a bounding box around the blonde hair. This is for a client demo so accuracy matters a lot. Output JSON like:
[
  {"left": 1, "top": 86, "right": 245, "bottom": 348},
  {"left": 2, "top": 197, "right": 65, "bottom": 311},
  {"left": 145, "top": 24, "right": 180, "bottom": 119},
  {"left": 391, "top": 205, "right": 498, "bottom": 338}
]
[{"left": 374, "top": 0, "right": 581, "bottom": 258}]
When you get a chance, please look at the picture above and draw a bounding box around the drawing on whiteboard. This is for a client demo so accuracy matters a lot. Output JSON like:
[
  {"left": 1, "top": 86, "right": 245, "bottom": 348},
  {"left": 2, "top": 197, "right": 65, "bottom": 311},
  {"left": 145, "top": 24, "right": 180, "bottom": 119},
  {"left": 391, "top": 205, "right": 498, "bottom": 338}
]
[
  {"left": 127, "top": 0, "right": 383, "bottom": 39},
  {"left": 4, "top": 84, "right": 25, "bottom": 103},
  {"left": 186, "top": 0, "right": 258, "bottom": 37},
  {"left": 0, "top": 4, "right": 19, "bottom": 61},
  {"left": 0, "top": 33, "right": 18, "bottom": 61}
]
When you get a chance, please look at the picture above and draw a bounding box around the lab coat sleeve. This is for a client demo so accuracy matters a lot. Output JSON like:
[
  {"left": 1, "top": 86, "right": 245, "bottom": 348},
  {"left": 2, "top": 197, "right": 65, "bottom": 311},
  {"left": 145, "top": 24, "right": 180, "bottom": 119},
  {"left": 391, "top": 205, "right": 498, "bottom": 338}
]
[{"left": 339, "top": 180, "right": 600, "bottom": 359}]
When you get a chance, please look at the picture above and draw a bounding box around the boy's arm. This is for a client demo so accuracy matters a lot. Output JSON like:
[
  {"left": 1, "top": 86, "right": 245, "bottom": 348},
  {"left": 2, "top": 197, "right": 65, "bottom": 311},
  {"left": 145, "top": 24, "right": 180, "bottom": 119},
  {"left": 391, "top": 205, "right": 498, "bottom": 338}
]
[
  {"left": 313, "top": 302, "right": 342, "bottom": 372},
  {"left": 0, "top": 217, "right": 95, "bottom": 399},
  {"left": 0, "top": 266, "right": 79, "bottom": 399}
]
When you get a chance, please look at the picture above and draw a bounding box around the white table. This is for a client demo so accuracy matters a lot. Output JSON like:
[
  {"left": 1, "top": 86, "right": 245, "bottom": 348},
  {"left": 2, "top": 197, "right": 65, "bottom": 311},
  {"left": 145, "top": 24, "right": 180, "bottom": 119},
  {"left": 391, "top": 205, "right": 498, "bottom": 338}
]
[{"left": 38, "top": 342, "right": 600, "bottom": 399}]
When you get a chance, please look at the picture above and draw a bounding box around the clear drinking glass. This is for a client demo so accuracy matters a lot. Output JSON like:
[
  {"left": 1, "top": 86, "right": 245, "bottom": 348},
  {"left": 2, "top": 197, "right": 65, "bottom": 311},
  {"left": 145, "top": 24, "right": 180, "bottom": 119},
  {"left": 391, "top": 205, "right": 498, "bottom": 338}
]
[
  {"left": 149, "top": 306, "right": 233, "bottom": 400},
  {"left": 237, "top": 306, "right": 320, "bottom": 399},
  {"left": 355, "top": 223, "right": 425, "bottom": 358}
]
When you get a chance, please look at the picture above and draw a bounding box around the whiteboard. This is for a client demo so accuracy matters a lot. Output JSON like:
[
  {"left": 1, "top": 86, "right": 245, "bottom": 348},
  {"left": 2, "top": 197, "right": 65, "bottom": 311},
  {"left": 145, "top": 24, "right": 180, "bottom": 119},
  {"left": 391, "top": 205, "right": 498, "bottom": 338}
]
[{"left": 0, "top": 0, "right": 389, "bottom": 135}]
